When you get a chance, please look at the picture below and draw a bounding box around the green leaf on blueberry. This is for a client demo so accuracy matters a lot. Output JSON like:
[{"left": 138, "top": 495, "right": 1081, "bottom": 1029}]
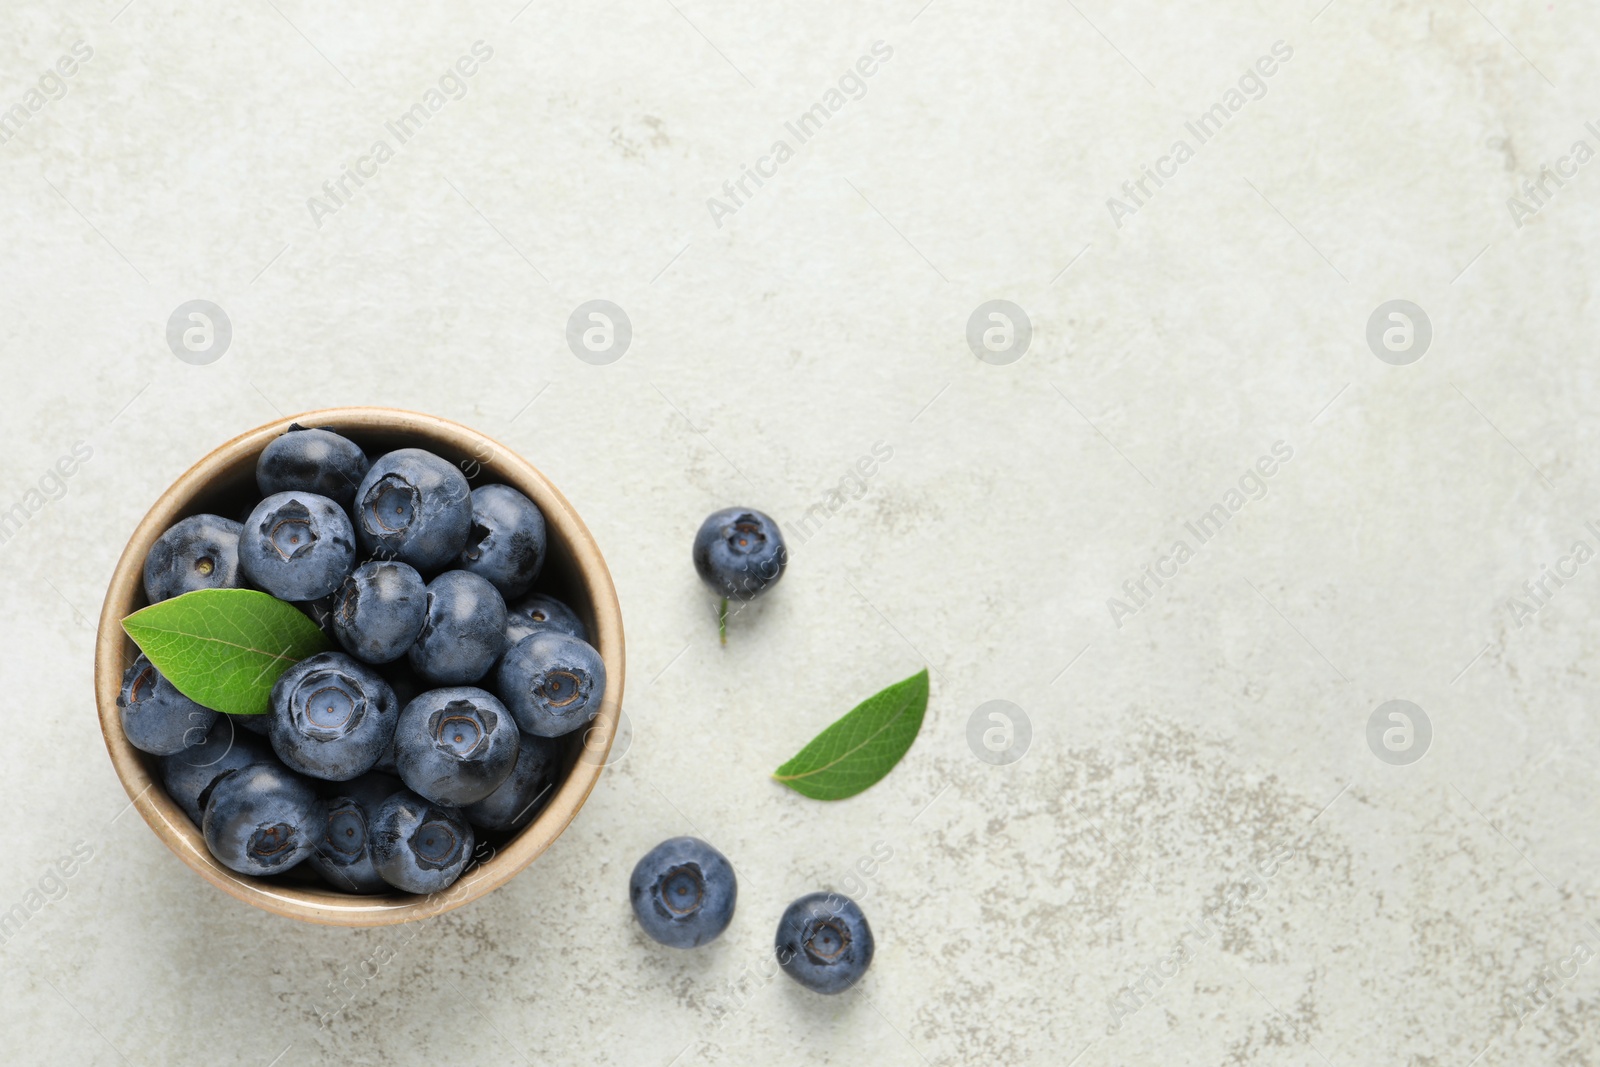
[
  {"left": 772, "top": 668, "right": 929, "bottom": 800},
  {"left": 121, "top": 588, "right": 330, "bottom": 716}
]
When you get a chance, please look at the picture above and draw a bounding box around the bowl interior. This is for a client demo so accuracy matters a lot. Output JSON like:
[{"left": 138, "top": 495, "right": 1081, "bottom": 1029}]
[{"left": 96, "top": 408, "right": 623, "bottom": 926}]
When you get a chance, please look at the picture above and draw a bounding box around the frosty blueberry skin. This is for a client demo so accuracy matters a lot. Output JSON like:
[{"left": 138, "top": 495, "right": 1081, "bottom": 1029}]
[
  {"left": 353, "top": 449, "right": 473, "bottom": 572},
  {"left": 408, "top": 570, "right": 507, "bottom": 684},
  {"left": 393, "top": 687, "right": 518, "bottom": 806},
  {"left": 775, "top": 892, "right": 875, "bottom": 994},
  {"left": 118, "top": 654, "right": 218, "bottom": 756},
  {"left": 268, "top": 652, "right": 400, "bottom": 782},
  {"left": 202, "top": 763, "right": 326, "bottom": 877},
  {"left": 255, "top": 426, "right": 370, "bottom": 510},
  {"left": 462, "top": 732, "right": 565, "bottom": 832},
  {"left": 370, "top": 790, "right": 474, "bottom": 894},
  {"left": 238, "top": 491, "right": 358, "bottom": 601},
  {"left": 692, "top": 507, "right": 787, "bottom": 602},
  {"left": 142, "top": 513, "right": 245, "bottom": 603},
  {"left": 629, "top": 837, "right": 737, "bottom": 948},
  {"left": 458, "top": 484, "right": 547, "bottom": 599},
  {"left": 160, "top": 717, "right": 278, "bottom": 825},
  {"left": 505, "top": 593, "right": 587, "bottom": 644},
  {"left": 309, "top": 776, "right": 396, "bottom": 894},
  {"left": 331, "top": 560, "right": 428, "bottom": 664},
  {"left": 495, "top": 631, "right": 606, "bottom": 738}
]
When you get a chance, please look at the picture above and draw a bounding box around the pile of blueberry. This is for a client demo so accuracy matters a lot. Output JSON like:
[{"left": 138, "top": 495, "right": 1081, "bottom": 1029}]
[
  {"left": 629, "top": 837, "right": 874, "bottom": 994},
  {"left": 118, "top": 425, "right": 605, "bottom": 895}
]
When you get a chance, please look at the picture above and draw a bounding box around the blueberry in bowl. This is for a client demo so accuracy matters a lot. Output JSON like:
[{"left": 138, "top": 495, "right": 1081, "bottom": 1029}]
[
  {"left": 202, "top": 762, "right": 327, "bottom": 877},
  {"left": 239, "top": 491, "right": 358, "bottom": 601},
  {"left": 268, "top": 651, "right": 399, "bottom": 782},
  {"left": 353, "top": 448, "right": 473, "bottom": 572},
  {"left": 393, "top": 686, "right": 519, "bottom": 806}
]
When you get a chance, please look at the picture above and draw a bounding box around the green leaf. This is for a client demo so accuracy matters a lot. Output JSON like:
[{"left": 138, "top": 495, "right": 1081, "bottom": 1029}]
[
  {"left": 772, "top": 668, "right": 929, "bottom": 800},
  {"left": 121, "top": 588, "right": 331, "bottom": 716}
]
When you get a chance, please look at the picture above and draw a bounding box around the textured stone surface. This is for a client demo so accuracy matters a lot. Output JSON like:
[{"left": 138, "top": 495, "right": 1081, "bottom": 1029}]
[{"left": 2, "top": 1, "right": 1598, "bottom": 1064}]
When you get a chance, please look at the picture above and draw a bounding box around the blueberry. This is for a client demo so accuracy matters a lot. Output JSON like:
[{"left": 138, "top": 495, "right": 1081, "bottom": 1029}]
[
  {"left": 354, "top": 449, "right": 472, "bottom": 571},
  {"left": 458, "top": 484, "right": 547, "bottom": 599},
  {"left": 463, "top": 732, "right": 565, "bottom": 832},
  {"left": 160, "top": 718, "right": 277, "bottom": 825},
  {"left": 143, "top": 514, "right": 244, "bottom": 603},
  {"left": 496, "top": 631, "right": 606, "bottom": 737},
  {"left": 393, "top": 687, "right": 518, "bottom": 806},
  {"left": 255, "top": 425, "right": 370, "bottom": 510},
  {"left": 370, "top": 790, "right": 474, "bottom": 894},
  {"left": 775, "top": 892, "right": 875, "bottom": 994},
  {"left": 408, "top": 570, "right": 507, "bottom": 684},
  {"left": 239, "top": 491, "right": 358, "bottom": 601},
  {"left": 506, "top": 593, "right": 587, "bottom": 644},
  {"left": 202, "top": 763, "right": 326, "bottom": 876},
  {"left": 332, "top": 560, "right": 427, "bottom": 664},
  {"left": 268, "top": 652, "right": 399, "bottom": 781},
  {"left": 227, "top": 711, "right": 271, "bottom": 737},
  {"left": 692, "top": 507, "right": 787, "bottom": 643},
  {"left": 629, "top": 837, "right": 737, "bottom": 948},
  {"left": 118, "top": 655, "right": 217, "bottom": 756},
  {"left": 309, "top": 776, "right": 398, "bottom": 894}
]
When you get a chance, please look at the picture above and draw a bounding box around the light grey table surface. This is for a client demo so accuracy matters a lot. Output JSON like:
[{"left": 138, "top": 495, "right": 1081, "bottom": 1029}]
[{"left": 3, "top": 1, "right": 1598, "bottom": 1064}]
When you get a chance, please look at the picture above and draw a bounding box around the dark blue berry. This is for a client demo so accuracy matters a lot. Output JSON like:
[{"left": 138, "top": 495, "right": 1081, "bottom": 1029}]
[
  {"left": 506, "top": 593, "right": 587, "bottom": 644},
  {"left": 239, "top": 491, "right": 358, "bottom": 601},
  {"left": 458, "top": 484, "right": 547, "bottom": 598},
  {"left": 268, "top": 652, "right": 399, "bottom": 781},
  {"left": 309, "top": 773, "right": 400, "bottom": 894},
  {"left": 462, "top": 732, "right": 564, "bottom": 832},
  {"left": 161, "top": 718, "right": 277, "bottom": 825},
  {"left": 118, "top": 654, "right": 217, "bottom": 756},
  {"left": 255, "top": 426, "right": 370, "bottom": 510},
  {"left": 629, "top": 837, "right": 737, "bottom": 948},
  {"left": 408, "top": 570, "right": 506, "bottom": 684},
  {"left": 370, "top": 790, "right": 474, "bottom": 894},
  {"left": 693, "top": 507, "right": 787, "bottom": 601},
  {"left": 496, "top": 631, "right": 606, "bottom": 737},
  {"left": 353, "top": 449, "right": 472, "bottom": 572},
  {"left": 202, "top": 763, "right": 326, "bottom": 876},
  {"left": 393, "top": 686, "right": 518, "bottom": 806},
  {"left": 332, "top": 560, "right": 427, "bottom": 664},
  {"left": 775, "top": 892, "right": 875, "bottom": 994},
  {"left": 143, "top": 514, "right": 244, "bottom": 603},
  {"left": 227, "top": 711, "right": 271, "bottom": 737}
]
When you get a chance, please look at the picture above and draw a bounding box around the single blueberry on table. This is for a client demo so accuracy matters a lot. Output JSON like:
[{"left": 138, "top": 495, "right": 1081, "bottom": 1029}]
[
  {"left": 775, "top": 892, "right": 875, "bottom": 994},
  {"left": 268, "top": 651, "right": 399, "bottom": 782},
  {"left": 408, "top": 570, "right": 507, "bottom": 684},
  {"left": 161, "top": 717, "right": 277, "bottom": 825},
  {"left": 370, "top": 789, "right": 475, "bottom": 894},
  {"left": 309, "top": 785, "right": 392, "bottom": 894},
  {"left": 118, "top": 654, "right": 217, "bottom": 756},
  {"left": 142, "top": 513, "right": 245, "bottom": 603},
  {"left": 353, "top": 449, "right": 473, "bottom": 572},
  {"left": 459, "top": 484, "right": 547, "bottom": 599},
  {"left": 463, "top": 731, "right": 565, "bottom": 832},
  {"left": 255, "top": 425, "right": 370, "bottom": 510},
  {"left": 202, "top": 763, "right": 326, "bottom": 877},
  {"left": 496, "top": 631, "right": 606, "bottom": 738},
  {"left": 629, "top": 837, "right": 737, "bottom": 948},
  {"left": 238, "top": 490, "right": 358, "bottom": 601},
  {"left": 506, "top": 592, "right": 587, "bottom": 644},
  {"left": 393, "top": 686, "right": 518, "bottom": 806},
  {"left": 692, "top": 507, "right": 787, "bottom": 643},
  {"left": 332, "top": 560, "right": 428, "bottom": 664}
]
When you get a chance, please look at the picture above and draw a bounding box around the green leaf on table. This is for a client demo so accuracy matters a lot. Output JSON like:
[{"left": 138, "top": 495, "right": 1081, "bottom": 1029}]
[
  {"left": 121, "top": 588, "right": 331, "bottom": 716},
  {"left": 772, "top": 668, "right": 929, "bottom": 800}
]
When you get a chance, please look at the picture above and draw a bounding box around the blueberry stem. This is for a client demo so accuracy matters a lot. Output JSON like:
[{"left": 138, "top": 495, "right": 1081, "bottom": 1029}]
[{"left": 718, "top": 597, "right": 728, "bottom": 646}]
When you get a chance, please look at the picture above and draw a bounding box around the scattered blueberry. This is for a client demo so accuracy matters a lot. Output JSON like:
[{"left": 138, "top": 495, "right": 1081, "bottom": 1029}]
[
  {"left": 775, "top": 892, "right": 875, "bottom": 994},
  {"left": 506, "top": 592, "right": 587, "bottom": 644},
  {"left": 118, "top": 654, "right": 217, "bottom": 756},
  {"left": 408, "top": 570, "right": 507, "bottom": 684},
  {"left": 629, "top": 837, "right": 737, "bottom": 948},
  {"left": 353, "top": 449, "right": 472, "bottom": 571},
  {"left": 239, "top": 491, "right": 358, "bottom": 601},
  {"left": 202, "top": 763, "right": 326, "bottom": 877},
  {"left": 463, "top": 732, "right": 565, "bottom": 832},
  {"left": 393, "top": 686, "right": 519, "bottom": 806},
  {"left": 370, "top": 790, "right": 475, "bottom": 894},
  {"left": 458, "top": 484, "right": 547, "bottom": 599},
  {"left": 256, "top": 426, "right": 370, "bottom": 510},
  {"left": 496, "top": 631, "right": 606, "bottom": 737},
  {"left": 332, "top": 560, "right": 427, "bottom": 664},
  {"left": 692, "top": 507, "right": 787, "bottom": 643},
  {"left": 269, "top": 652, "right": 399, "bottom": 781},
  {"left": 161, "top": 718, "right": 277, "bottom": 825},
  {"left": 142, "top": 514, "right": 244, "bottom": 603}
]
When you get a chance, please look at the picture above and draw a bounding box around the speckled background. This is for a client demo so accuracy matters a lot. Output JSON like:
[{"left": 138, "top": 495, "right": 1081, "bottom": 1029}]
[{"left": 3, "top": 1, "right": 1599, "bottom": 1064}]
